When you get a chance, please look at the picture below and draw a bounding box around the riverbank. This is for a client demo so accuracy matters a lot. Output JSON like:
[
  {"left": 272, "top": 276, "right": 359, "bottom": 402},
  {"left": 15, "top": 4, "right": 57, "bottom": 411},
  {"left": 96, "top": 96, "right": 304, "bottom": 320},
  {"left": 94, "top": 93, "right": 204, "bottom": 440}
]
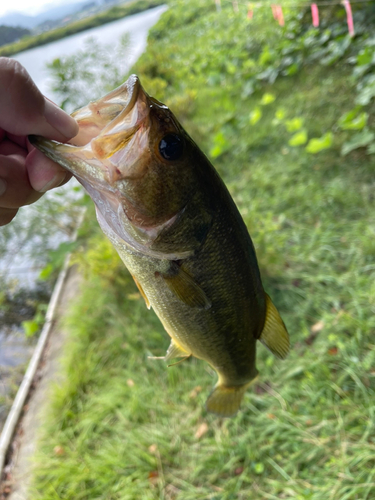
[
  {"left": 0, "top": 0, "right": 164, "bottom": 57},
  {"left": 0, "top": 266, "right": 82, "bottom": 500}
]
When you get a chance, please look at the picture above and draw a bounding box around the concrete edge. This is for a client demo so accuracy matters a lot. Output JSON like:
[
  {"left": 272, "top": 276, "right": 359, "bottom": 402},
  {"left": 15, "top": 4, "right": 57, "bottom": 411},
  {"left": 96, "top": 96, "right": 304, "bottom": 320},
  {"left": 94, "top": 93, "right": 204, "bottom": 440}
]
[{"left": 0, "top": 209, "right": 85, "bottom": 480}]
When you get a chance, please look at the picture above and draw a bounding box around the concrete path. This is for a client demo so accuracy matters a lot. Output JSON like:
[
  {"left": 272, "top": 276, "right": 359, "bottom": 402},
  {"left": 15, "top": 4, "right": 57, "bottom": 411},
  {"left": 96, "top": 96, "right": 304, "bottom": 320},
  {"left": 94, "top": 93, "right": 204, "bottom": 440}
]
[{"left": 1, "top": 267, "right": 81, "bottom": 500}]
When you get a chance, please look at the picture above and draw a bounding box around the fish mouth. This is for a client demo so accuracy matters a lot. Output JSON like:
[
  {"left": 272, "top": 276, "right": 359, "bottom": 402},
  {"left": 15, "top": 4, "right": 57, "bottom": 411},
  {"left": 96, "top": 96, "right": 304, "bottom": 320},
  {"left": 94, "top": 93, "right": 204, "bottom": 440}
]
[
  {"left": 29, "top": 76, "right": 187, "bottom": 259},
  {"left": 29, "top": 74, "right": 151, "bottom": 189}
]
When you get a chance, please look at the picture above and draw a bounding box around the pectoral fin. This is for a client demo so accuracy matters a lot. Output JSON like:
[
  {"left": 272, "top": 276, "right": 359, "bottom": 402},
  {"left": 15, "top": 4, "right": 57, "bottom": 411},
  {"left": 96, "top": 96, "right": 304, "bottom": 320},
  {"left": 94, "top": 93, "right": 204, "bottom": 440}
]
[
  {"left": 259, "top": 294, "right": 290, "bottom": 359},
  {"left": 159, "top": 264, "right": 211, "bottom": 310}
]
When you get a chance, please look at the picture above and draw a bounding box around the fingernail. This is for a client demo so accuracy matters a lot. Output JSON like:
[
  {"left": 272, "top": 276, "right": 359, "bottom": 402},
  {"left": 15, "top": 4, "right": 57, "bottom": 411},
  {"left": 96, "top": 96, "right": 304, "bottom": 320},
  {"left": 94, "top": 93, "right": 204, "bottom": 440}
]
[
  {"left": 38, "top": 172, "right": 67, "bottom": 193},
  {"left": 44, "top": 100, "right": 79, "bottom": 139},
  {"left": 0, "top": 179, "right": 7, "bottom": 196}
]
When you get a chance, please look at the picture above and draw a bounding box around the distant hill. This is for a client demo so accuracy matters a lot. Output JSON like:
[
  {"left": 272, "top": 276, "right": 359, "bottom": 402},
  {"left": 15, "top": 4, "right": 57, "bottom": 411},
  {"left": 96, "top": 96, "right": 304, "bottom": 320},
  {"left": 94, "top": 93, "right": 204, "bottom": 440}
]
[
  {"left": 0, "top": 25, "right": 31, "bottom": 46},
  {"left": 0, "top": 2, "right": 90, "bottom": 29}
]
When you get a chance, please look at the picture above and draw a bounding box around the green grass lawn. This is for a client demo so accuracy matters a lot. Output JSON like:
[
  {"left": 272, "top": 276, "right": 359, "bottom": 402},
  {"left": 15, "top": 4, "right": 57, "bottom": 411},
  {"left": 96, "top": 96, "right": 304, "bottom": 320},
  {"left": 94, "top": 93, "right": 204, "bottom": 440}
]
[{"left": 30, "top": 1, "right": 375, "bottom": 498}]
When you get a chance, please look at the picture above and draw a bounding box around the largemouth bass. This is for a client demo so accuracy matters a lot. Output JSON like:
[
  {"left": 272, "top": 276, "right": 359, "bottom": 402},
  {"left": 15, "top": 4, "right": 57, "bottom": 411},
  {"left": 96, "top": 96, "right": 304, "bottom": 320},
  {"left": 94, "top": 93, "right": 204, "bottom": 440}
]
[{"left": 30, "top": 75, "right": 289, "bottom": 417}]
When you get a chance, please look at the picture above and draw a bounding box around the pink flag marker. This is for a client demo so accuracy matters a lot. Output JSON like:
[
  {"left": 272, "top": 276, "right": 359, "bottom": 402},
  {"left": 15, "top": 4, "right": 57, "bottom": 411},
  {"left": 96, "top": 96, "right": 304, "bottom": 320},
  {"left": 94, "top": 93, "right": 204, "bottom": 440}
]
[
  {"left": 271, "top": 5, "right": 285, "bottom": 26},
  {"left": 247, "top": 3, "right": 254, "bottom": 19},
  {"left": 311, "top": 3, "right": 319, "bottom": 27},
  {"left": 271, "top": 4, "right": 278, "bottom": 21},
  {"left": 276, "top": 5, "right": 284, "bottom": 26},
  {"left": 343, "top": 0, "right": 355, "bottom": 37}
]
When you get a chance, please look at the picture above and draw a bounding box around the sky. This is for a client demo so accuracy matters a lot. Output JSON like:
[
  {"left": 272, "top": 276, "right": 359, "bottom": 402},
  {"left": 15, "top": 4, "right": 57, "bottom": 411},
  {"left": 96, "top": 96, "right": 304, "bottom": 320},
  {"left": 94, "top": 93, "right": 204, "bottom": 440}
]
[{"left": 0, "top": 0, "right": 84, "bottom": 17}]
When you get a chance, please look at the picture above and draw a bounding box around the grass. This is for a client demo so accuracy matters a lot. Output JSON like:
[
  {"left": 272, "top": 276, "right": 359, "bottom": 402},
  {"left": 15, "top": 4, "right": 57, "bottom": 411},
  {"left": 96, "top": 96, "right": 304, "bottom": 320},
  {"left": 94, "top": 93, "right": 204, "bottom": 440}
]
[
  {"left": 29, "top": 1, "right": 375, "bottom": 498},
  {"left": 0, "top": 0, "right": 164, "bottom": 57}
]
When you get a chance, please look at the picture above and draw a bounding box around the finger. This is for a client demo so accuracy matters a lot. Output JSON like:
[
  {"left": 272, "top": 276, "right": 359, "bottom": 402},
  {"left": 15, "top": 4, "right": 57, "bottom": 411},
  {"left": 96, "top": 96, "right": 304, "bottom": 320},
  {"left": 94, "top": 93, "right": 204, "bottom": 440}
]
[
  {"left": 26, "top": 147, "right": 71, "bottom": 192},
  {"left": 0, "top": 58, "right": 78, "bottom": 141},
  {"left": 0, "top": 208, "right": 18, "bottom": 226},
  {"left": 0, "top": 138, "right": 27, "bottom": 157},
  {"left": 5, "top": 132, "right": 27, "bottom": 149},
  {"left": 0, "top": 154, "right": 42, "bottom": 208}
]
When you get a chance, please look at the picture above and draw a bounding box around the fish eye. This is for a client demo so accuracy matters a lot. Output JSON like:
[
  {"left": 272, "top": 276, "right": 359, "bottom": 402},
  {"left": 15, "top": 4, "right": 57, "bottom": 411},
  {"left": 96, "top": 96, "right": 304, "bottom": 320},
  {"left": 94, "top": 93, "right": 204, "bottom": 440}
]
[{"left": 159, "top": 134, "right": 183, "bottom": 161}]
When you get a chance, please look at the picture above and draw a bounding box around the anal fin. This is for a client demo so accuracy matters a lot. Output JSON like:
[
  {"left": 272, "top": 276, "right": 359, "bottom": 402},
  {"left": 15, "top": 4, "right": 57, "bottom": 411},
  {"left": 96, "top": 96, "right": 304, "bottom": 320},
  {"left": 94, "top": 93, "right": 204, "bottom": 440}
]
[
  {"left": 159, "top": 264, "right": 211, "bottom": 310},
  {"left": 259, "top": 293, "right": 290, "bottom": 359}
]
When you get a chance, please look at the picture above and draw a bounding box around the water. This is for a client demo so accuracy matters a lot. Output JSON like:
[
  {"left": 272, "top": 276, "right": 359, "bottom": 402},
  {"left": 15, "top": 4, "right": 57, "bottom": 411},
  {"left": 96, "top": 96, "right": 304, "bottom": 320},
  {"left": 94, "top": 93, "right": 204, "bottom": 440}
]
[
  {"left": 13, "top": 5, "right": 167, "bottom": 101},
  {"left": 0, "top": 331, "right": 34, "bottom": 368},
  {"left": 0, "top": 4, "right": 167, "bottom": 429}
]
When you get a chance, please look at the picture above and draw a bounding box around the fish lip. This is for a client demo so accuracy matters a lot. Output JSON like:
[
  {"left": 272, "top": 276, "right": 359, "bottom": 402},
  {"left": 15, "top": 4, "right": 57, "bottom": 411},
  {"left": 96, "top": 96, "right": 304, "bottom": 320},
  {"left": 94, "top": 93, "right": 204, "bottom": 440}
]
[
  {"left": 28, "top": 74, "right": 149, "bottom": 186},
  {"left": 28, "top": 135, "right": 85, "bottom": 176},
  {"left": 28, "top": 134, "right": 112, "bottom": 200}
]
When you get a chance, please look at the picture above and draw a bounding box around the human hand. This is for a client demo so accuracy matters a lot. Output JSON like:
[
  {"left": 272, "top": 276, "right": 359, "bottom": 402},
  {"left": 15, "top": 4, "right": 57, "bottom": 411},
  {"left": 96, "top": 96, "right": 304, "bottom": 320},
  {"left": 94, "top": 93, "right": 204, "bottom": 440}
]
[{"left": 0, "top": 57, "right": 78, "bottom": 226}]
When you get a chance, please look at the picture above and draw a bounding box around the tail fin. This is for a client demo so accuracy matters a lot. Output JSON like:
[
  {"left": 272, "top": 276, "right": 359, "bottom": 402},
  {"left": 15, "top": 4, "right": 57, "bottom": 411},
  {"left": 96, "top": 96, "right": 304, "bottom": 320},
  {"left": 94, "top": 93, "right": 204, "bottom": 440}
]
[{"left": 206, "top": 382, "right": 252, "bottom": 417}]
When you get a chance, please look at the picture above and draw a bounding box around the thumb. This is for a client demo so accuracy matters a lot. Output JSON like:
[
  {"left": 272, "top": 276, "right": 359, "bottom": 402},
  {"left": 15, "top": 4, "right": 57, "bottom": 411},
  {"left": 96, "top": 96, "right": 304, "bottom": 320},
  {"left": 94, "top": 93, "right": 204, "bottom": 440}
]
[{"left": 0, "top": 57, "right": 78, "bottom": 141}]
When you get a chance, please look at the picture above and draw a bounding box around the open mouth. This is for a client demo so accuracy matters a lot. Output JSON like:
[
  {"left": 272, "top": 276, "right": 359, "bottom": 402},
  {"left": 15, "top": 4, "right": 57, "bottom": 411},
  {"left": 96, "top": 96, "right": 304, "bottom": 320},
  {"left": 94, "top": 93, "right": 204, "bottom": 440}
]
[
  {"left": 29, "top": 76, "right": 191, "bottom": 260},
  {"left": 29, "top": 75, "right": 151, "bottom": 187}
]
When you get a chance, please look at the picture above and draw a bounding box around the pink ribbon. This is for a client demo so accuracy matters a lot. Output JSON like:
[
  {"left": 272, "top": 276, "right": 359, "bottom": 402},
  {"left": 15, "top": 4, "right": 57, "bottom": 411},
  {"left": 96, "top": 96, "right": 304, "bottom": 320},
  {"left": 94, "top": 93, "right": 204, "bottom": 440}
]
[
  {"left": 247, "top": 3, "right": 254, "bottom": 19},
  {"left": 276, "top": 5, "right": 284, "bottom": 26},
  {"left": 271, "top": 4, "right": 278, "bottom": 20},
  {"left": 272, "top": 5, "right": 284, "bottom": 26},
  {"left": 343, "top": 0, "right": 355, "bottom": 37},
  {"left": 311, "top": 4, "right": 319, "bottom": 27}
]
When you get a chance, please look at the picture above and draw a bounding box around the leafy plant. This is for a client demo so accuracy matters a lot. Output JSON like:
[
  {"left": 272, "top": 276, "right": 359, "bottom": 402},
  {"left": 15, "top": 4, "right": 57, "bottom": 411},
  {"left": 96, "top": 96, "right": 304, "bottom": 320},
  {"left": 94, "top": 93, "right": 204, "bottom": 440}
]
[
  {"left": 305, "top": 132, "right": 333, "bottom": 153},
  {"left": 338, "top": 107, "right": 368, "bottom": 130},
  {"left": 249, "top": 107, "right": 262, "bottom": 125},
  {"left": 209, "top": 130, "right": 231, "bottom": 158},
  {"left": 289, "top": 129, "right": 308, "bottom": 146},
  {"left": 285, "top": 117, "right": 304, "bottom": 132},
  {"left": 260, "top": 92, "right": 276, "bottom": 105},
  {"left": 22, "top": 304, "right": 47, "bottom": 338},
  {"left": 0, "top": 279, "right": 50, "bottom": 329},
  {"left": 341, "top": 128, "right": 375, "bottom": 156}
]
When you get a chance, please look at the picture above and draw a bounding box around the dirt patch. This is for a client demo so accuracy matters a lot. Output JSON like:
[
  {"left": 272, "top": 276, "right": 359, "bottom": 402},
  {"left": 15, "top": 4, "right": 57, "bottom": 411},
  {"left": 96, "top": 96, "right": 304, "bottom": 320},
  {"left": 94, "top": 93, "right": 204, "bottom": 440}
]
[{"left": 0, "top": 266, "right": 81, "bottom": 500}]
